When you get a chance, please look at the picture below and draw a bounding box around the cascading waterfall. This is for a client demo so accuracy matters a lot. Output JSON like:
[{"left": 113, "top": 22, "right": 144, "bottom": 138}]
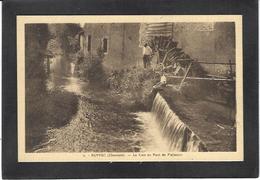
[{"left": 151, "top": 93, "right": 207, "bottom": 152}]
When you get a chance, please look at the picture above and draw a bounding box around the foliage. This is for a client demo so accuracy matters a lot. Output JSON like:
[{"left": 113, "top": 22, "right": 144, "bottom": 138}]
[
  {"left": 25, "top": 24, "right": 50, "bottom": 96},
  {"left": 46, "top": 38, "right": 62, "bottom": 56},
  {"left": 47, "top": 24, "right": 82, "bottom": 75},
  {"left": 76, "top": 47, "right": 107, "bottom": 84},
  {"left": 107, "top": 67, "right": 160, "bottom": 111},
  {"left": 26, "top": 90, "right": 78, "bottom": 152},
  {"left": 48, "top": 24, "right": 81, "bottom": 56}
]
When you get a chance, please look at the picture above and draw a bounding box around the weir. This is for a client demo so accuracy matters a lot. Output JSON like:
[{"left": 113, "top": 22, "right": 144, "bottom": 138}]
[{"left": 151, "top": 93, "right": 207, "bottom": 152}]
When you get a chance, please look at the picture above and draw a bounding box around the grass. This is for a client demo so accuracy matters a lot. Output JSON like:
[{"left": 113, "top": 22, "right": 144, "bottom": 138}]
[{"left": 25, "top": 90, "right": 78, "bottom": 152}]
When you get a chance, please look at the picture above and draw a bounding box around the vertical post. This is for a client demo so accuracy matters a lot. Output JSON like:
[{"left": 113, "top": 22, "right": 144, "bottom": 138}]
[
  {"left": 178, "top": 61, "right": 192, "bottom": 90},
  {"left": 46, "top": 56, "right": 50, "bottom": 75}
]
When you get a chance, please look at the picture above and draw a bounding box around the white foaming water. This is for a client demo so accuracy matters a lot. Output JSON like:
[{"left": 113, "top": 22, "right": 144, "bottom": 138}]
[
  {"left": 132, "top": 93, "right": 207, "bottom": 152},
  {"left": 134, "top": 112, "right": 170, "bottom": 152},
  {"left": 151, "top": 93, "right": 207, "bottom": 152}
]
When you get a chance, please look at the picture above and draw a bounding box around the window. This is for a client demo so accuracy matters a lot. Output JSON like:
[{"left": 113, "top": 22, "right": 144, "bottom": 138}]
[
  {"left": 102, "top": 38, "right": 108, "bottom": 53},
  {"left": 79, "top": 33, "right": 85, "bottom": 50},
  {"left": 87, "top": 35, "right": 91, "bottom": 51}
]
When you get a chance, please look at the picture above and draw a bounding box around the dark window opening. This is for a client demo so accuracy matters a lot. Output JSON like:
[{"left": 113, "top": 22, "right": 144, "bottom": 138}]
[
  {"left": 103, "top": 38, "right": 108, "bottom": 53},
  {"left": 87, "top": 35, "right": 91, "bottom": 51}
]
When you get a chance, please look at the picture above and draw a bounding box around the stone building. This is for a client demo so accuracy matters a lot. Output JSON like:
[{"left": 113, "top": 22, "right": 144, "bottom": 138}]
[
  {"left": 79, "top": 23, "right": 142, "bottom": 70},
  {"left": 79, "top": 22, "right": 235, "bottom": 75}
]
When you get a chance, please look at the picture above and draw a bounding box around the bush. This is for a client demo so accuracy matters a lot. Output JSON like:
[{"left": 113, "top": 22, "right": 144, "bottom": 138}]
[
  {"left": 25, "top": 24, "right": 50, "bottom": 96},
  {"left": 107, "top": 67, "right": 160, "bottom": 111},
  {"left": 76, "top": 47, "right": 107, "bottom": 86}
]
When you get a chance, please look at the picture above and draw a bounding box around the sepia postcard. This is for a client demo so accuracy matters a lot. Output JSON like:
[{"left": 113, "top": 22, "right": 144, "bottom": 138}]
[{"left": 17, "top": 15, "right": 243, "bottom": 162}]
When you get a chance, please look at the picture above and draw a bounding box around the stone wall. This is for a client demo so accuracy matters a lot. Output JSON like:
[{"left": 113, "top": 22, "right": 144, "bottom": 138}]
[
  {"left": 172, "top": 22, "right": 235, "bottom": 75},
  {"left": 82, "top": 23, "right": 142, "bottom": 71}
]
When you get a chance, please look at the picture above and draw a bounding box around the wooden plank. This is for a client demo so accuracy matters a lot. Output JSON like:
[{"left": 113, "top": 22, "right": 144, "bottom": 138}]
[
  {"left": 166, "top": 75, "right": 235, "bottom": 81},
  {"left": 146, "top": 34, "right": 170, "bottom": 37},
  {"left": 145, "top": 31, "right": 171, "bottom": 35},
  {"left": 178, "top": 62, "right": 193, "bottom": 89},
  {"left": 146, "top": 27, "right": 172, "bottom": 31},
  {"left": 147, "top": 23, "right": 172, "bottom": 27},
  {"left": 146, "top": 29, "right": 171, "bottom": 32},
  {"left": 196, "top": 61, "right": 236, "bottom": 65},
  {"left": 176, "top": 58, "right": 194, "bottom": 62},
  {"left": 207, "top": 74, "right": 228, "bottom": 79},
  {"left": 147, "top": 24, "right": 172, "bottom": 27},
  {"left": 162, "top": 47, "right": 176, "bottom": 66}
]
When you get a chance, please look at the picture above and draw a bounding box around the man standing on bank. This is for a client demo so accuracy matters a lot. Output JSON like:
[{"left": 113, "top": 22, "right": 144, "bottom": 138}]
[{"left": 142, "top": 43, "right": 153, "bottom": 68}]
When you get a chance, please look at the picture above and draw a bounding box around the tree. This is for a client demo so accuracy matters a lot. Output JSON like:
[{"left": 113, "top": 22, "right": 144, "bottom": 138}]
[
  {"left": 47, "top": 24, "right": 82, "bottom": 74},
  {"left": 25, "top": 24, "right": 50, "bottom": 96}
]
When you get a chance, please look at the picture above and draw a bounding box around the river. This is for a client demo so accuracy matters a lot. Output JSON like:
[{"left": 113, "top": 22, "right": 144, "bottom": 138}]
[{"left": 40, "top": 74, "right": 171, "bottom": 152}]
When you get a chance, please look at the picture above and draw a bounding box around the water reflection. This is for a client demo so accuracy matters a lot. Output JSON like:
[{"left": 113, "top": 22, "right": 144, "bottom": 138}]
[{"left": 47, "top": 75, "right": 88, "bottom": 96}]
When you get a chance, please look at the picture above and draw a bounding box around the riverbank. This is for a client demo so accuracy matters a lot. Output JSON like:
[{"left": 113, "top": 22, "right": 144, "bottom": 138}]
[
  {"left": 26, "top": 90, "right": 78, "bottom": 152},
  {"left": 159, "top": 80, "right": 236, "bottom": 151},
  {"left": 35, "top": 95, "right": 143, "bottom": 152},
  {"left": 31, "top": 76, "right": 145, "bottom": 152},
  {"left": 28, "top": 73, "right": 236, "bottom": 152}
]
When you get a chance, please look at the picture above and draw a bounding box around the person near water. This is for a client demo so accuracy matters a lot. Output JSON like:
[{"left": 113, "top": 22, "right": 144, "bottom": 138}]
[
  {"left": 153, "top": 71, "right": 167, "bottom": 91},
  {"left": 142, "top": 43, "right": 153, "bottom": 68}
]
